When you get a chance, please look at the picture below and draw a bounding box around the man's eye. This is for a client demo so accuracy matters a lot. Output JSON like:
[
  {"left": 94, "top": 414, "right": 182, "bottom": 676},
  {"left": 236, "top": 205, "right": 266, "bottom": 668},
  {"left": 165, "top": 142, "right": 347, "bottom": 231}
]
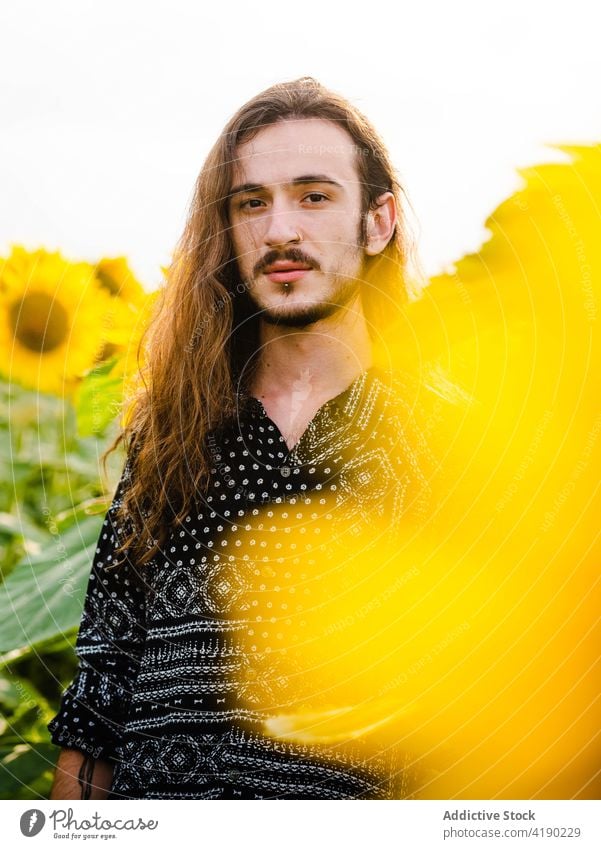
[
  {"left": 304, "top": 193, "right": 328, "bottom": 203},
  {"left": 239, "top": 198, "right": 265, "bottom": 210}
]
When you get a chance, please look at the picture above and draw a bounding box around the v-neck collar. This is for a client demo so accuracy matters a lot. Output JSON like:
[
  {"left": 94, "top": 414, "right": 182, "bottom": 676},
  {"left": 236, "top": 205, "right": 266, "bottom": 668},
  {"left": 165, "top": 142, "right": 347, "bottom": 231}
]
[
  {"left": 238, "top": 366, "right": 381, "bottom": 458},
  {"left": 241, "top": 365, "right": 380, "bottom": 417}
]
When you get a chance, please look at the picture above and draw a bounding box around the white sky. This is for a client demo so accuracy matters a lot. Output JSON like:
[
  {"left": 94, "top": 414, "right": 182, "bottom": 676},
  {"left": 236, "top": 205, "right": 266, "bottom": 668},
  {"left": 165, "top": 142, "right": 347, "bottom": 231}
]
[{"left": 1, "top": 0, "right": 600, "bottom": 289}]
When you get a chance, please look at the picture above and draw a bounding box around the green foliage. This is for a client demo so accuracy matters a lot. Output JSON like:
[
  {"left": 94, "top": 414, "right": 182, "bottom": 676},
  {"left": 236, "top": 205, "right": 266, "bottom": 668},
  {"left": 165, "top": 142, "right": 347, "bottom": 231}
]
[
  {"left": 0, "top": 514, "right": 104, "bottom": 652},
  {"left": 0, "top": 745, "right": 59, "bottom": 800},
  {"left": 0, "top": 377, "right": 123, "bottom": 800},
  {"left": 75, "top": 357, "right": 124, "bottom": 437}
]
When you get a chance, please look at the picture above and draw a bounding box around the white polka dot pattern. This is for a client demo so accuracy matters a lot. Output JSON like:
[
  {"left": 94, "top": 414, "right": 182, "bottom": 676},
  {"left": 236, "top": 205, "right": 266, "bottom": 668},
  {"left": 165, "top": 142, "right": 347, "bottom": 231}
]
[{"left": 48, "top": 366, "right": 433, "bottom": 799}]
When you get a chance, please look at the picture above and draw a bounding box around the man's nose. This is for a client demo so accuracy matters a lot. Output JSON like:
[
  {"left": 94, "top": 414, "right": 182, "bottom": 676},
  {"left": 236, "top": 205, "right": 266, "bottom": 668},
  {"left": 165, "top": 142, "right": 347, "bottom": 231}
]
[{"left": 263, "top": 203, "right": 301, "bottom": 247}]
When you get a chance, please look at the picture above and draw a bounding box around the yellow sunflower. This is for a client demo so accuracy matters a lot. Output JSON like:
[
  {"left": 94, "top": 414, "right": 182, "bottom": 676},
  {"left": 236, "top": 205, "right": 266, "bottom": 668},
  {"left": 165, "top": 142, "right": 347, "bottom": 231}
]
[
  {"left": 93, "top": 256, "right": 146, "bottom": 304},
  {"left": 90, "top": 256, "right": 155, "bottom": 362},
  {"left": 0, "top": 245, "right": 111, "bottom": 395}
]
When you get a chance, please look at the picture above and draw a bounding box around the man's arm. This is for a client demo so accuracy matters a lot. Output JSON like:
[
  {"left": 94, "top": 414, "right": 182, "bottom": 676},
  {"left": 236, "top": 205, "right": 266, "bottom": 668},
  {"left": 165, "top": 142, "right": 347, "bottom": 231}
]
[{"left": 50, "top": 748, "right": 114, "bottom": 800}]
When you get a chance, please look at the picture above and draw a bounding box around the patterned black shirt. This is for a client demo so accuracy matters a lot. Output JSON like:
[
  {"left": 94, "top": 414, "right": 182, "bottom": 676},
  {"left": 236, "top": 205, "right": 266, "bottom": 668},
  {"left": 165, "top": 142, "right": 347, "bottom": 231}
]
[{"left": 48, "top": 366, "right": 433, "bottom": 799}]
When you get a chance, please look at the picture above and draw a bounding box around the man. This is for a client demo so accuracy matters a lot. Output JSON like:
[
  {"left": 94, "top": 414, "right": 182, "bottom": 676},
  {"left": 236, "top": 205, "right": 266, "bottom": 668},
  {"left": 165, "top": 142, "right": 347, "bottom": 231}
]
[{"left": 48, "top": 76, "right": 433, "bottom": 799}]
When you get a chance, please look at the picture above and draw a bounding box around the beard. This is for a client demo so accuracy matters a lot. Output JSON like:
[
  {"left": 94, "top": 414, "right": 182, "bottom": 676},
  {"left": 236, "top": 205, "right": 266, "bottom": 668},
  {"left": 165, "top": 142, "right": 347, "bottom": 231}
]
[
  {"left": 235, "top": 226, "right": 368, "bottom": 328},
  {"left": 243, "top": 246, "right": 366, "bottom": 328},
  {"left": 257, "top": 273, "right": 362, "bottom": 327}
]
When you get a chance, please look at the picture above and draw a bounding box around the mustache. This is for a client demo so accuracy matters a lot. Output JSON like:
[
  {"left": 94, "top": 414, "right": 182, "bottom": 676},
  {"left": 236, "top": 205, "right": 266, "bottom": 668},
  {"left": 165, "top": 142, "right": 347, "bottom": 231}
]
[{"left": 254, "top": 248, "right": 321, "bottom": 276}]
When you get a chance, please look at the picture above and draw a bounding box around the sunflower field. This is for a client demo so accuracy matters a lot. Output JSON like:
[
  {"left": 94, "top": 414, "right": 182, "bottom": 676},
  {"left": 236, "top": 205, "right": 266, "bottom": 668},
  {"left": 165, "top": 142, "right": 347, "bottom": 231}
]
[
  {"left": 0, "top": 249, "right": 156, "bottom": 798},
  {"left": 0, "top": 143, "right": 599, "bottom": 799}
]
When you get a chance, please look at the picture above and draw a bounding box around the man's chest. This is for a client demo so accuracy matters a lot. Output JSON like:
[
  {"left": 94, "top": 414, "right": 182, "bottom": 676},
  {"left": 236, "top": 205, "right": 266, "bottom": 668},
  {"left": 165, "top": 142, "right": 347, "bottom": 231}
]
[{"left": 250, "top": 392, "right": 345, "bottom": 452}]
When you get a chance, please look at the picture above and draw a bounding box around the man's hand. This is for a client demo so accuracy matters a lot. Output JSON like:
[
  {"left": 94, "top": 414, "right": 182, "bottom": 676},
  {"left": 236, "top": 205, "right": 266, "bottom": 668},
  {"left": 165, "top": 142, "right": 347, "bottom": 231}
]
[{"left": 50, "top": 748, "right": 114, "bottom": 800}]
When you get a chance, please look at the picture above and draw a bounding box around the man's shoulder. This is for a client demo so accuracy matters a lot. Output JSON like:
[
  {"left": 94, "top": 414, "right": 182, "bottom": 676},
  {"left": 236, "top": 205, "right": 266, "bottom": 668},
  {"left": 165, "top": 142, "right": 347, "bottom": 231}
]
[
  {"left": 368, "top": 366, "right": 438, "bottom": 466},
  {"left": 368, "top": 366, "right": 424, "bottom": 410}
]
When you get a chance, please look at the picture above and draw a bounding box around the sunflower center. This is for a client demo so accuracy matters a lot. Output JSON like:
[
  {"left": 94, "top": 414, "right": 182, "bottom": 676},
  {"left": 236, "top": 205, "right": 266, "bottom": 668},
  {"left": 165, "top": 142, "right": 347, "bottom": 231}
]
[
  {"left": 95, "top": 268, "right": 122, "bottom": 296},
  {"left": 9, "top": 292, "right": 69, "bottom": 353}
]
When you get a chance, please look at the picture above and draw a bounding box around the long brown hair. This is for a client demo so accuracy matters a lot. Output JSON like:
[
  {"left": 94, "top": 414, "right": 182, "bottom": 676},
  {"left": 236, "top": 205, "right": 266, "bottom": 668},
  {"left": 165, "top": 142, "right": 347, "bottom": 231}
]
[{"left": 104, "top": 76, "right": 422, "bottom": 566}]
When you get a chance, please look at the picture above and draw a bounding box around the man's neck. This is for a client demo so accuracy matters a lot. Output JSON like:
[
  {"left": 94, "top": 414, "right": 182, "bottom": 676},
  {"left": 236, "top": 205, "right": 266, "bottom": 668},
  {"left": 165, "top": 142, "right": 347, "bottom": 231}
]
[{"left": 250, "top": 295, "right": 373, "bottom": 404}]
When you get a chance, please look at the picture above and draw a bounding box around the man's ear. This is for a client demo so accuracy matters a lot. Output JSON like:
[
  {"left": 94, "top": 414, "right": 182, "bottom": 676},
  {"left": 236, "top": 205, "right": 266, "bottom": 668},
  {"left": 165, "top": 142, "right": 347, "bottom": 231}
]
[{"left": 364, "top": 191, "right": 397, "bottom": 256}]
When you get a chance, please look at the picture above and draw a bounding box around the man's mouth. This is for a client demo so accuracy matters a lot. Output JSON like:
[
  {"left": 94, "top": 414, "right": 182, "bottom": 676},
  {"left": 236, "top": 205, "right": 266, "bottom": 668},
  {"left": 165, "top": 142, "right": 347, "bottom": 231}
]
[{"left": 263, "top": 261, "right": 313, "bottom": 284}]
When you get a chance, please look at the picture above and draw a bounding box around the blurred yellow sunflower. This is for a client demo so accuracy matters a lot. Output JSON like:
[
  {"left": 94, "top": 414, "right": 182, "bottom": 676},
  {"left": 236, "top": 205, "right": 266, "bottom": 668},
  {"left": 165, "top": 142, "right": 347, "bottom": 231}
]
[
  {"left": 0, "top": 245, "right": 111, "bottom": 395},
  {"left": 90, "top": 256, "right": 155, "bottom": 362},
  {"left": 93, "top": 256, "right": 146, "bottom": 303}
]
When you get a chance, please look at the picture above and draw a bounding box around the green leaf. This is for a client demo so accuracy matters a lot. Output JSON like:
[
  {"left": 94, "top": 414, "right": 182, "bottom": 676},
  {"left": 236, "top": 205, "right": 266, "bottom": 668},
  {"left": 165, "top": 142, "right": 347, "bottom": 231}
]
[
  {"left": 0, "top": 512, "right": 49, "bottom": 546},
  {"left": 0, "top": 673, "right": 20, "bottom": 711},
  {"left": 0, "top": 671, "right": 50, "bottom": 720},
  {"left": 0, "top": 742, "right": 57, "bottom": 799},
  {"left": 75, "top": 357, "right": 123, "bottom": 437},
  {"left": 0, "top": 514, "right": 104, "bottom": 652}
]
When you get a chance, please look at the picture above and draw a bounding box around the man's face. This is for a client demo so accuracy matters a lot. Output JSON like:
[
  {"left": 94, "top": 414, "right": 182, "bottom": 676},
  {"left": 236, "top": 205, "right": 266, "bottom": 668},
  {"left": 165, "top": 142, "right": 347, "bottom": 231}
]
[{"left": 227, "top": 118, "right": 367, "bottom": 327}]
